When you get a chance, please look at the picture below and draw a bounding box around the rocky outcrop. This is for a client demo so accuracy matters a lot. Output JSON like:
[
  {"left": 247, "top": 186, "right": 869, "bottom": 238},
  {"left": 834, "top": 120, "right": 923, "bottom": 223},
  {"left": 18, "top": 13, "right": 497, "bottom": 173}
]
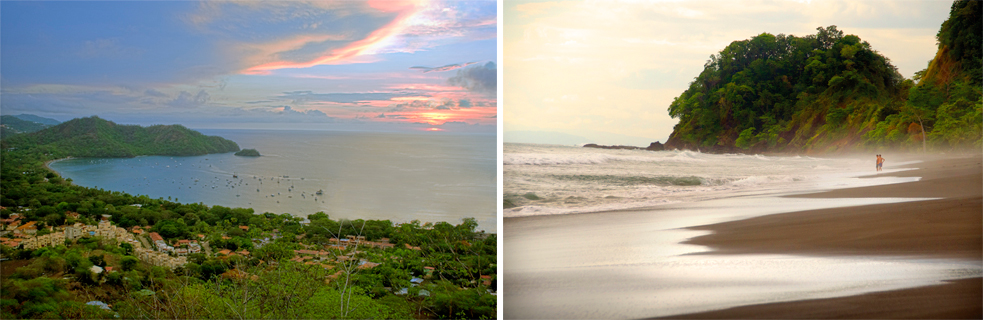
[{"left": 645, "top": 141, "right": 665, "bottom": 151}]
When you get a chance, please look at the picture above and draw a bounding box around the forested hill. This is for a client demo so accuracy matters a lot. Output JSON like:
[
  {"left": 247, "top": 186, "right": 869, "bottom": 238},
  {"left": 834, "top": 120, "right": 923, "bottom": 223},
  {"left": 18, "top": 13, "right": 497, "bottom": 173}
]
[
  {"left": 894, "top": 0, "right": 981, "bottom": 151},
  {"left": 665, "top": 0, "right": 981, "bottom": 153},
  {"left": 0, "top": 116, "right": 240, "bottom": 157},
  {"left": 1, "top": 116, "right": 51, "bottom": 138}
]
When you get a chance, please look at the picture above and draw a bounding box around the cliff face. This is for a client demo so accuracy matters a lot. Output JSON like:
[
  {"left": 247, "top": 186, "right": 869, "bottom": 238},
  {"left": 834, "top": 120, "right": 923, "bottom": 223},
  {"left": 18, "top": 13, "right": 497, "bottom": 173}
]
[
  {"left": 665, "top": 2, "right": 981, "bottom": 153},
  {"left": 2, "top": 116, "right": 240, "bottom": 157}
]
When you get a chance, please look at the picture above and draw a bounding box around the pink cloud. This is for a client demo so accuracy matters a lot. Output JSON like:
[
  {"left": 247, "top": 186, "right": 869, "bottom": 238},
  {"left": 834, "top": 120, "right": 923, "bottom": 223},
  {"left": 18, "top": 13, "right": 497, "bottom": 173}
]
[{"left": 242, "top": 1, "right": 425, "bottom": 74}]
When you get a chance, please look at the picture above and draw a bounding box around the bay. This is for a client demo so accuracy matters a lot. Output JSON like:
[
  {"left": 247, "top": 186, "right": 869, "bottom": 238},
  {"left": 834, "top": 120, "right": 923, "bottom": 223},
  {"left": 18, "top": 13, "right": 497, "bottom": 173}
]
[{"left": 49, "top": 129, "right": 497, "bottom": 232}]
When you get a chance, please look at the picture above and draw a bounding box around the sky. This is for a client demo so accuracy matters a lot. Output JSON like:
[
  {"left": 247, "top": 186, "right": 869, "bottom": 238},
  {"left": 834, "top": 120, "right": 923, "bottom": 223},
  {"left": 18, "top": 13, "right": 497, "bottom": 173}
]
[
  {"left": 1, "top": 0, "right": 497, "bottom": 133},
  {"left": 504, "top": 0, "right": 953, "bottom": 146}
]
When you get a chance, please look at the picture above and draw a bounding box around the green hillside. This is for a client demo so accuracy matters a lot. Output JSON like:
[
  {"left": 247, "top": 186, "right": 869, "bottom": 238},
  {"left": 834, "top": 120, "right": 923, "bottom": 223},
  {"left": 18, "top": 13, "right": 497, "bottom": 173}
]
[
  {"left": 666, "top": 1, "right": 981, "bottom": 153},
  {"left": 872, "top": 0, "right": 981, "bottom": 151},
  {"left": 12, "top": 114, "right": 61, "bottom": 126},
  {"left": 1, "top": 116, "right": 240, "bottom": 157},
  {"left": 0, "top": 115, "right": 51, "bottom": 138}
]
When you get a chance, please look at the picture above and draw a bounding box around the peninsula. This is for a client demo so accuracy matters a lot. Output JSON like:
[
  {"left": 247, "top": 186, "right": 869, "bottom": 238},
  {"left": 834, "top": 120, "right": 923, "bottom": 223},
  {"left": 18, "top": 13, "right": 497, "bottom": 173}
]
[{"left": 0, "top": 116, "right": 240, "bottom": 158}]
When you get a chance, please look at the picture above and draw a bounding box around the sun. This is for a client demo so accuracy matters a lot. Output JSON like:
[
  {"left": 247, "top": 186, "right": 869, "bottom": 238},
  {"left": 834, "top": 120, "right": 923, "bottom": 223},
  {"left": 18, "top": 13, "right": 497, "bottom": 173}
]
[{"left": 420, "top": 112, "right": 451, "bottom": 125}]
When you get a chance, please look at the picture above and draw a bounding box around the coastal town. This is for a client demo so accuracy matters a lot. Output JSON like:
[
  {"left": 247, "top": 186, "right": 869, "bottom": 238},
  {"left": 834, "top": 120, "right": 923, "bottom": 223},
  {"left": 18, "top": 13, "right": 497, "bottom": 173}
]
[
  {"left": 2, "top": 210, "right": 189, "bottom": 269},
  {"left": 0, "top": 208, "right": 495, "bottom": 289}
]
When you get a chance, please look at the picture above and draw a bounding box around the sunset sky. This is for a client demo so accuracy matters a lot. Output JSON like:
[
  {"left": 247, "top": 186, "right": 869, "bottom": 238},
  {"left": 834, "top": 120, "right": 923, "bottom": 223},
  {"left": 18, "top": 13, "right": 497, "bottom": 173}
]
[
  {"left": 505, "top": 0, "right": 952, "bottom": 146},
  {"left": 1, "top": 0, "right": 496, "bottom": 133}
]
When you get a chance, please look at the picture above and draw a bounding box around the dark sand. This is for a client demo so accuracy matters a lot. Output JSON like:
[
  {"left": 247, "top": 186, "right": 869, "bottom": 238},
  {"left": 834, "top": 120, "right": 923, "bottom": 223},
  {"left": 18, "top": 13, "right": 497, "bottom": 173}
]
[{"left": 662, "top": 154, "right": 982, "bottom": 319}]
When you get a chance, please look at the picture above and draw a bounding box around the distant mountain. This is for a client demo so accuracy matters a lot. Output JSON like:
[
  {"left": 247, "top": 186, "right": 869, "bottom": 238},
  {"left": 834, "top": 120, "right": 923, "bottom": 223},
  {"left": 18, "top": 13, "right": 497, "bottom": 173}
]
[
  {"left": 1, "top": 116, "right": 240, "bottom": 157},
  {"left": 1, "top": 115, "right": 50, "bottom": 137},
  {"left": 13, "top": 114, "right": 61, "bottom": 126}
]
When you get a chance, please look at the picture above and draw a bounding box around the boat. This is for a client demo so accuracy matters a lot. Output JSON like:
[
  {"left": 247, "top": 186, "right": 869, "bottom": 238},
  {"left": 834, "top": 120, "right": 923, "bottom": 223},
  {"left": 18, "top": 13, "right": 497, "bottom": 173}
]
[{"left": 316, "top": 189, "right": 323, "bottom": 195}]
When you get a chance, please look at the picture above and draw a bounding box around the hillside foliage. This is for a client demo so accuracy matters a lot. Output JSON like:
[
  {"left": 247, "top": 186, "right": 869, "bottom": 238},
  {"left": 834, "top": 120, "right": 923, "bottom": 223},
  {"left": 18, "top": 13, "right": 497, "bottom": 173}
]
[
  {"left": 666, "top": 1, "right": 981, "bottom": 152},
  {"left": 1, "top": 116, "right": 240, "bottom": 157},
  {"left": 0, "top": 116, "right": 52, "bottom": 138},
  {"left": 1, "top": 134, "right": 496, "bottom": 319}
]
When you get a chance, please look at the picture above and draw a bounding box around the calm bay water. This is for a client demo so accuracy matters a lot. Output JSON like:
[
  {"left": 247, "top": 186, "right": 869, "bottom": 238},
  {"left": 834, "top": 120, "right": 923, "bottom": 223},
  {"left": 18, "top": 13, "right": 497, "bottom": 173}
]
[{"left": 50, "top": 129, "right": 497, "bottom": 232}]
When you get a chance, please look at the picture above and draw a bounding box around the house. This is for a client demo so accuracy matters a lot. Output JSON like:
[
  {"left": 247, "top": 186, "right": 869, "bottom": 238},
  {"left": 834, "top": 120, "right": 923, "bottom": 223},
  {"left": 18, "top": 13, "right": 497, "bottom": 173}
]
[
  {"left": 16, "top": 221, "right": 37, "bottom": 235},
  {"left": 89, "top": 265, "right": 104, "bottom": 274},
  {"left": 65, "top": 223, "right": 85, "bottom": 240},
  {"left": 238, "top": 226, "right": 249, "bottom": 231}
]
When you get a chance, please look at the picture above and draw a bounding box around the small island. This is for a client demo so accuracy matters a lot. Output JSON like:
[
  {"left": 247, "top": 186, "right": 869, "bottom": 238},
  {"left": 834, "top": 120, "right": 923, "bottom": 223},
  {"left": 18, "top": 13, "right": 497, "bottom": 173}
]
[{"left": 234, "top": 148, "right": 261, "bottom": 157}]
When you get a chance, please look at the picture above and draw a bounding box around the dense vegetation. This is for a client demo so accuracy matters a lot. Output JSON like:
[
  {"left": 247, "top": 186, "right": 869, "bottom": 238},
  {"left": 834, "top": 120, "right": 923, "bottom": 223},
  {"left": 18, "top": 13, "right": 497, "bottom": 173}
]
[
  {"left": 9, "top": 114, "right": 61, "bottom": 126},
  {"left": 0, "top": 119, "right": 496, "bottom": 319},
  {"left": 234, "top": 149, "right": 261, "bottom": 157},
  {"left": 1, "top": 116, "right": 240, "bottom": 157},
  {"left": 666, "top": 1, "right": 981, "bottom": 153},
  {"left": 0, "top": 115, "right": 57, "bottom": 138}
]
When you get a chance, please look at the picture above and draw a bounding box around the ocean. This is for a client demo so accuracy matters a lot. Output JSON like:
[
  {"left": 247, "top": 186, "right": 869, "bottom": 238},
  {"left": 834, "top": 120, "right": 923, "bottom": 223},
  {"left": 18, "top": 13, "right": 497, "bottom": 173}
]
[
  {"left": 49, "top": 129, "right": 497, "bottom": 232},
  {"left": 504, "top": 143, "right": 981, "bottom": 318},
  {"left": 504, "top": 142, "right": 916, "bottom": 217}
]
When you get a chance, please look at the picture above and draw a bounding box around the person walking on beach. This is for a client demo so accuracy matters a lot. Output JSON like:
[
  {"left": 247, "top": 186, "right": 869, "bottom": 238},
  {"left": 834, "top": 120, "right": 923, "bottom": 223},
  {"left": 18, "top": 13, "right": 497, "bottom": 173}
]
[{"left": 876, "top": 154, "right": 885, "bottom": 171}]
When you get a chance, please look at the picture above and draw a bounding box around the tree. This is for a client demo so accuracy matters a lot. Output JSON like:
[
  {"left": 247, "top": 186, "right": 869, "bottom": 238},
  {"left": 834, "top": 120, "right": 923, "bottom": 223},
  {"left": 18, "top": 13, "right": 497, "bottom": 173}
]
[
  {"left": 905, "top": 82, "right": 943, "bottom": 152},
  {"left": 121, "top": 256, "right": 139, "bottom": 271}
]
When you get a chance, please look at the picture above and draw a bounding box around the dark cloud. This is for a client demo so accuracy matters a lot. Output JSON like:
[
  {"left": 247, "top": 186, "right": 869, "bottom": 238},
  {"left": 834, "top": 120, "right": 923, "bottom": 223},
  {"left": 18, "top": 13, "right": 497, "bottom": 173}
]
[
  {"left": 410, "top": 61, "right": 478, "bottom": 73},
  {"left": 434, "top": 100, "right": 456, "bottom": 110},
  {"left": 279, "top": 91, "right": 421, "bottom": 104},
  {"left": 386, "top": 99, "right": 480, "bottom": 112},
  {"left": 386, "top": 100, "right": 432, "bottom": 112},
  {"left": 447, "top": 61, "right": 496, "bottom": 95}
]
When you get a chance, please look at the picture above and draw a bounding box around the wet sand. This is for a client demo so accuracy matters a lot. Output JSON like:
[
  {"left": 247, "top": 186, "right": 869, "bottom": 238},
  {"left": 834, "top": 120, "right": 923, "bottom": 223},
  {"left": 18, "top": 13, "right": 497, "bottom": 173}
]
[
  {"left": 664, "top": 277, "right": 981, "bottom": 319},
  {"left": 667, "top": 154, "right": 982, "bottom": 318}
]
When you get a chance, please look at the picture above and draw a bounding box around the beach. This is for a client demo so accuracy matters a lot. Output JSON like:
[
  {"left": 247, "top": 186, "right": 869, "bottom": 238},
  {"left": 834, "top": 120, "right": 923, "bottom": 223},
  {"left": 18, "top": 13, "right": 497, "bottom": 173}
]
[
  {"left": 684, "top": 155, "right": 982, "bottom": 260},
  {"left": 504, "top": 151, "right": 982, "bottom": 319},
  {"left": 660, "top": 154, "right": 983, "bottom": 318}
]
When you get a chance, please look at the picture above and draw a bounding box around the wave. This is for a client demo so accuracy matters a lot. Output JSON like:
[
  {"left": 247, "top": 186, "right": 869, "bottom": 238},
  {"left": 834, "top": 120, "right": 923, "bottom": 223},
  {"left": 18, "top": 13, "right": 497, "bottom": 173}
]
[
  {"left": 504, "top": 153, "right": 617, "bottom": 165},
  {"left": 503, "top": 151, "right": 709, "bottom": 166},
  {"left": 550, "top": 174, "right": 707, "bottom": 186},
  {"left": 504, "top": 198, "right": 679, "bottom": 218}
]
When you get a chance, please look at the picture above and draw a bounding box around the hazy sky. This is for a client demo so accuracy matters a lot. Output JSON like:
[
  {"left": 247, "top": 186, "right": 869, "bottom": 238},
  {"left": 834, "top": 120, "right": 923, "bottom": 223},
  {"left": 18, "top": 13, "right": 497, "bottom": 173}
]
[
  {"left": 504, "top": 0, "right": 952, "bottom": 146},
  {"left": 1, "top": 0, "right": 496, "bottom": 133}
]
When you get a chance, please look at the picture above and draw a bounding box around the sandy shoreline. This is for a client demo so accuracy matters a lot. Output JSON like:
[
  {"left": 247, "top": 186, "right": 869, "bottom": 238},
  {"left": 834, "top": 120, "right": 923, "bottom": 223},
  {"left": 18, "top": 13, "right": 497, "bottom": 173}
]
[
  {"left": 663, "top": 154, "right": 982, "bottom": 318},
  {"left": 42, "top": 157, "right": 73, "bottom": 177}
]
